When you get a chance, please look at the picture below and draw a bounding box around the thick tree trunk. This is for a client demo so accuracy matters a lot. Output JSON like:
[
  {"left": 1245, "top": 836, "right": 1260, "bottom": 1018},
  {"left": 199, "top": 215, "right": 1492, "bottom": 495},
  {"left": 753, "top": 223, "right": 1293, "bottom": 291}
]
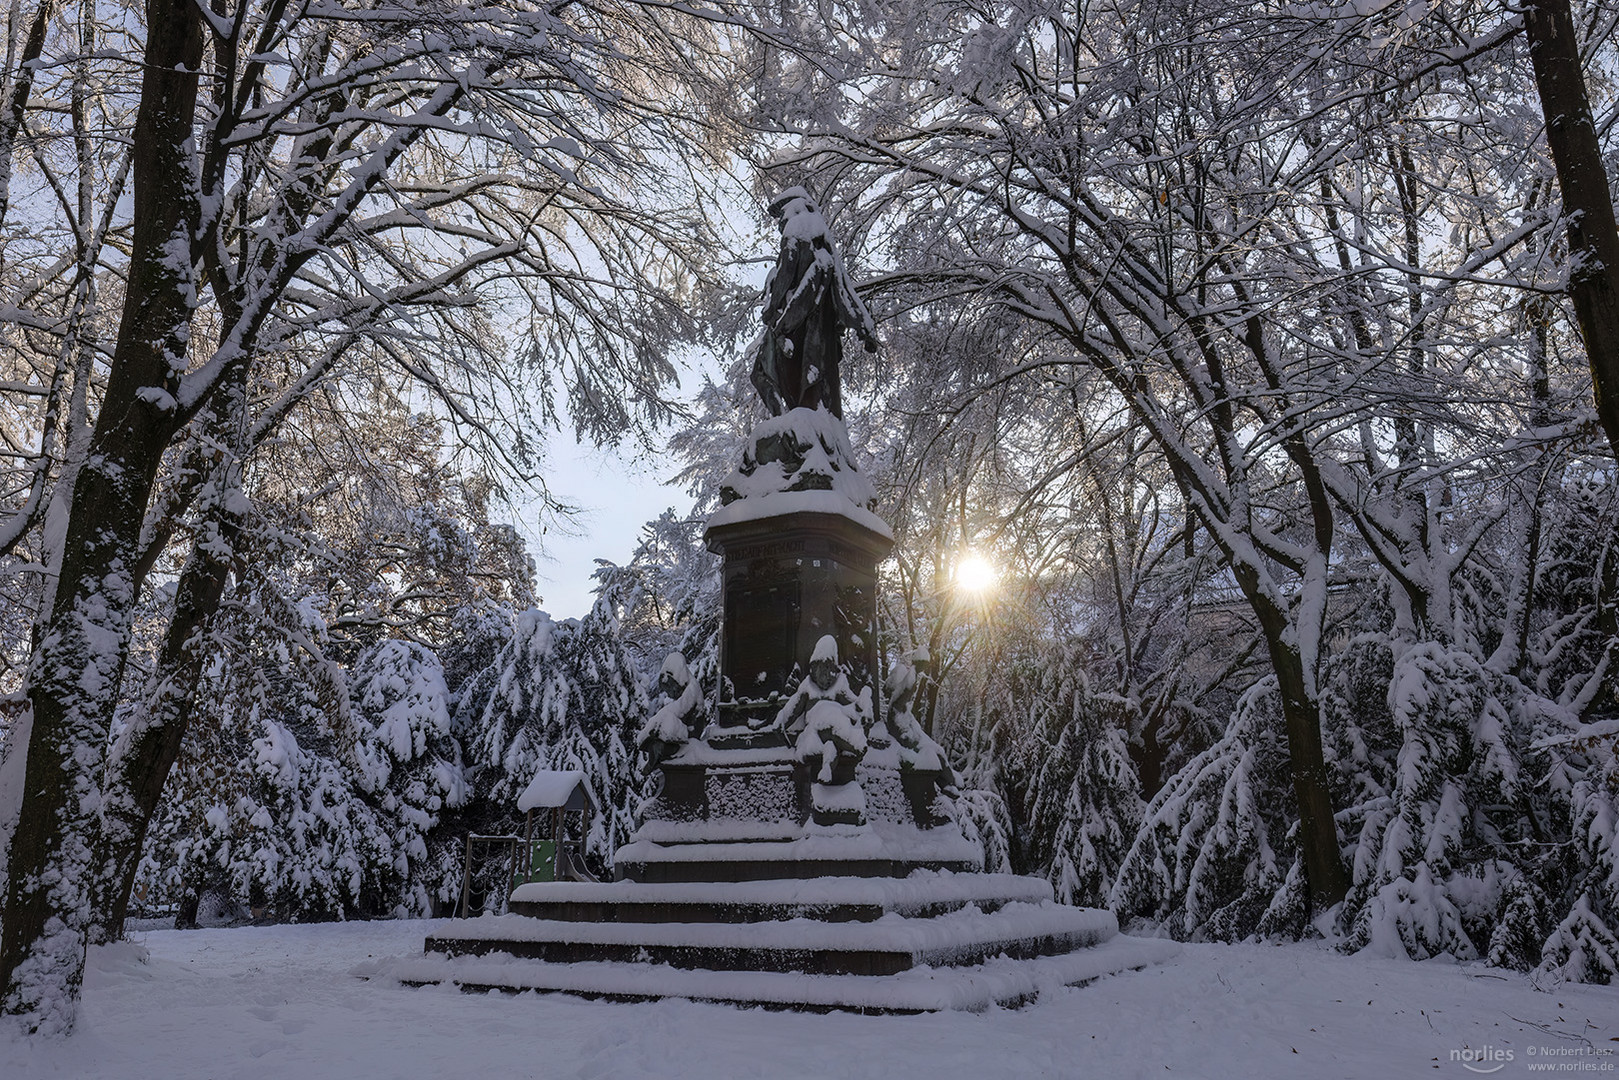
[
  {"left": 88, "top": 354, "right": 250, "bottom": 946},
  {"left": 1525, "top": 0, "right": 1619, "bottom": 454},
  {"left": 88, "top": 507, "right": 238, "bottom": 945},
  {"left": 1266, "top": 634, "right": 1350, "bottom": 916},
  {"left": 0, "top": 0, "right": 201, "bottom": 1033}
]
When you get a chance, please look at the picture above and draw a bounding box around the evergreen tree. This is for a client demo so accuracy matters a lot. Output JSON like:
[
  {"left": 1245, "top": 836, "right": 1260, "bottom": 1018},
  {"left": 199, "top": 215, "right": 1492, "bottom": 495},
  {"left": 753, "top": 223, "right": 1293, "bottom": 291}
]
[
  {"left": 1042, "top": 686, "right": 1143, "bottom": 908},
  {"left": 139, "top": 587, "right": 395, "bottom": 922},
  {"left": 348, "top": 640, "right": 468, "bottom": 916},
  {"left": 461, "top": 605, "right": 646, "bottom": 871},
  {"left": 1110, "top": 681, "right": 1292, "bottom": 941}
]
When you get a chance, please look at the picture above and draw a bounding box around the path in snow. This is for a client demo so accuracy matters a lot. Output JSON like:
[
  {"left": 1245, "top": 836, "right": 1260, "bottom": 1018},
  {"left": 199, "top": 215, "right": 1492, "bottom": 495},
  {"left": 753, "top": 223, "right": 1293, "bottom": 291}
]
[{"left": 1, "top": 918, "right": 1614, "bottom": 1079}]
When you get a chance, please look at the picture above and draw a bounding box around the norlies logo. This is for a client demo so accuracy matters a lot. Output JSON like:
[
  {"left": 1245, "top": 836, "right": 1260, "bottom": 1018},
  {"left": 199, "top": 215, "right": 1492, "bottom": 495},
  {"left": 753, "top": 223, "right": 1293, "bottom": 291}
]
[{"left": 1451, "top": 1046, "right": 1515, "bottom": 1074}]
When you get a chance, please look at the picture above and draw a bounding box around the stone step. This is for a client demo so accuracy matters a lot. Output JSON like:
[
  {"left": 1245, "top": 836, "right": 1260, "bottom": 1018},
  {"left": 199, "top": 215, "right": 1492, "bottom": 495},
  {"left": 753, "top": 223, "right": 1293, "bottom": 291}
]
[
  {"left": 424, "top": 902, "right": 1115, "bottom": 977},
  {"left": 616, "top": 854, "right": 980, "bottom": 883},
  {"left": 507, "top": 872, "right": 1052, "bottom": 924},
  {"left": 372, "top": 934, "right": 1183, "bottom": 1013},
  {"left": 611, "top": 828, "right": 984, "bottom": 884}
]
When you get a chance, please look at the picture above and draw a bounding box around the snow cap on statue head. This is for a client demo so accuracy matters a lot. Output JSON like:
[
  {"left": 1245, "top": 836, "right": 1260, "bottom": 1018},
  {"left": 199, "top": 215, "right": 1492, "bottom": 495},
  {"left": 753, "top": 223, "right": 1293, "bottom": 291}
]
[
  {"left": 657, "top": 651, "right": 690, "bottom": 697},
  {"left": 810, "top": 634, "right": 839, "bottom": 665},
  {"left": 659, "top": 651, "right": 690, "bottom": 684},
  {"left": 769, "top": 186, "right": 816, "bottom": 221},
  {"left": 809, "top": 634, "right": 840, "bottom": 690}
]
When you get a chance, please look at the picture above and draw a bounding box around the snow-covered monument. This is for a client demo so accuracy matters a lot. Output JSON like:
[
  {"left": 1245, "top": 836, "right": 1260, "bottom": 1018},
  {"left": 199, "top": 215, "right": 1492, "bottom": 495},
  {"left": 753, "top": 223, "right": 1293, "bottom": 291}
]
[{"left": 403, "top": 189, "right": 1176, "bottom": 1010}]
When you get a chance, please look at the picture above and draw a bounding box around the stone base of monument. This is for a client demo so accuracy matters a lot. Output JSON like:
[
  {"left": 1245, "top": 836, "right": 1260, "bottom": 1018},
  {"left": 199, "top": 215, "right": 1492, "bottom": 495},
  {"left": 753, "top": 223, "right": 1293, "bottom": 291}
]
[
  {"left": 393, "top": 869, "right": 1178, "bottom": 1012},
  {"left": 402, "top": 812, "right": 1179, "bottom": 1012},
  {"left": 398, "top": 724, "right": 1180, "bottom": 1011}
]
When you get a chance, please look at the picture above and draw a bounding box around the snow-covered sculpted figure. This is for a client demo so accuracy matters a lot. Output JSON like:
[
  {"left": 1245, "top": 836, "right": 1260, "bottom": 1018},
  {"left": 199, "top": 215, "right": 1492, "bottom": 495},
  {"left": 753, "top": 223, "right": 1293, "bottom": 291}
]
[
  {"left": 750, "top": 187, "right": 877, "bottom": 420},
  {"left": 636, "top": 652, "right": 705, "bottom": 773},
  {"left": 874, "top": 654, "right": 956, "bottom": 790},
  {"left": 771, "top": 635, "right": 872, "bottom": 780}
]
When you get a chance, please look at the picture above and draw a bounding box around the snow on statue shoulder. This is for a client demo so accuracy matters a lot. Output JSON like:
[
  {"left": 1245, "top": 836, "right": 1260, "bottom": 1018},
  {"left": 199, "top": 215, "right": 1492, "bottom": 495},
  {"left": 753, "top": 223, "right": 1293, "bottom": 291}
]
[{"left": 749, "top": 187, "right": 877, "bottom": 420}]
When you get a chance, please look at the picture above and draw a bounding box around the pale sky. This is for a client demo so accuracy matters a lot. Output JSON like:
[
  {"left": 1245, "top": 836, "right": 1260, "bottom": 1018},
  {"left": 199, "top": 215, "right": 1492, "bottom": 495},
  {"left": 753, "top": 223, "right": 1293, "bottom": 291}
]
[{"left": 522, "top": 432, "right": 691, "bottom": 619}]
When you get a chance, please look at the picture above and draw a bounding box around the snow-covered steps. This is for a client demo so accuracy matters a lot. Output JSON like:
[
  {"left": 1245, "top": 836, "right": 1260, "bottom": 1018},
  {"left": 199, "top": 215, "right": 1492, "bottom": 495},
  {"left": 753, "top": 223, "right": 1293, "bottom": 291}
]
[
  {"left": 613, "top": 823, "right": 983, "bottom": 884},
  {"left": 378, "top": 933, "right": 1181, "bottom": 1014},
  {"left": 425, "top": 902, "right": 1116, "bottom": 976},
  {"left": 507, "top": 871, "right": 1053, "bottom": 924}
]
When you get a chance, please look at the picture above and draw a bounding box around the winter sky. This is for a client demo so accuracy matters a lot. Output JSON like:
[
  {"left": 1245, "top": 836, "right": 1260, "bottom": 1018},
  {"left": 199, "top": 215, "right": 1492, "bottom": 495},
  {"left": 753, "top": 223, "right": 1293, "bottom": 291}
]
[{"left": 529, "top": 432, "right": 683, "bottom": 618}]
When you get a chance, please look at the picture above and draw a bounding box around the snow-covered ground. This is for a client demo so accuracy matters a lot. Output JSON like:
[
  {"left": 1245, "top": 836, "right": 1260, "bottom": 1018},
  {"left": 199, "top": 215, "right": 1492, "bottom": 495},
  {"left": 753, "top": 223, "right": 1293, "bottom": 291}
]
[{"left": 2, "top": 919, "right": 1615, "bottom": 1080}]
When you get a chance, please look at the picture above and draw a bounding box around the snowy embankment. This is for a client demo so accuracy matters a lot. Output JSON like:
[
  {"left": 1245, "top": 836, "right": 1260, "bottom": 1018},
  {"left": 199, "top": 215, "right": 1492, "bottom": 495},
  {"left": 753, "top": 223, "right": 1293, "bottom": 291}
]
[{"left": 2, "top": 919, "right": 1615, "bottom": 1080}]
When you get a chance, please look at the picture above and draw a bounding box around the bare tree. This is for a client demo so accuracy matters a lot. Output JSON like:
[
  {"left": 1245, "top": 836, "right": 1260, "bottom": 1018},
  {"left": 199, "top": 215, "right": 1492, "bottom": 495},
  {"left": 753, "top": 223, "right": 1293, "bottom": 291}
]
[{"left": 0, "top": 0, "right": 733, "bottom": 1032}]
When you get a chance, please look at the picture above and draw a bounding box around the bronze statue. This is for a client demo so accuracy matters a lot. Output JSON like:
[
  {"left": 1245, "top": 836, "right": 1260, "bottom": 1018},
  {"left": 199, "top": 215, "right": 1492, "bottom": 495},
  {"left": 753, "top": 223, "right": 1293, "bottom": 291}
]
[{"left": 750, "top": 188, "right": 877, "bottom": 420}]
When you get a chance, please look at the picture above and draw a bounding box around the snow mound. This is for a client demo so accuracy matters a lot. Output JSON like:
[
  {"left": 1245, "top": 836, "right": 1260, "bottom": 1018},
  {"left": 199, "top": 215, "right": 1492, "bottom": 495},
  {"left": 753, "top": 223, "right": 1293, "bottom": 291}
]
[{"left": 707, "top": 407, "right": 890, "bottom": 537}]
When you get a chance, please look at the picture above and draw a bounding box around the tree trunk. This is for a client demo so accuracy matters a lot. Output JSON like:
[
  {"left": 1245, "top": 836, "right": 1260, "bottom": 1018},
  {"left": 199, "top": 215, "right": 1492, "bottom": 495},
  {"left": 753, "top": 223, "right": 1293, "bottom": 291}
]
[
  {"left": 1232, "top": 571, "right": 1351, "bottom": 917},
  {"left": 1267, "top": 635, "right": 1351, "bottom": 916},
  {"left": 1525, "top": 0, "right": 1619, "bottom": 454},
  {"left": 88, "top": 505, "right": 239, "bottom": 945},
  {"left": 0, "top": 0, "right": 201, "bottom": 1033},
  {"left": 0, "top": 0, "right": 57, "bottom": 233},
  {"left": 87, "top": 352, "right": 251, "bottom": 945}
]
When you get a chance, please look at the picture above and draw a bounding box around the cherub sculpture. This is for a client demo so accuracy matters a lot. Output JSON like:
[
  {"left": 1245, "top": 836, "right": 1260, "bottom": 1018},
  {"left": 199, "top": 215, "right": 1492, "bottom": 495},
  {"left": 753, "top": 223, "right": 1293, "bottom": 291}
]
[
  {"left": 770, "top": 635, "right": 872, "bottom": 786},
  {"left": 879, "top": 654, "right": 958, "bottom": 792},
  {"left": 635, "top": 652, "right": 704, "bottom": 774}
]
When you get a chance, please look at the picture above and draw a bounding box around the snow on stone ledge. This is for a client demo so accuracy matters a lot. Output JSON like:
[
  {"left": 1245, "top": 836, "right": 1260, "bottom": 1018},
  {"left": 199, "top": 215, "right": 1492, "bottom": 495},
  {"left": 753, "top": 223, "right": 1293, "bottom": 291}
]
[
  {"left": 508, "top": 870, "right": 1054, "bottom": 910},
  {"left": 373, "top": 933, "right": 1179, "bottom": 1013},
  {"left": 707, "top": 489, "right": 893, "bottom": 538},
  {"left": 614, "top": 819, "right": 982, "bottom": 866},
  {"left": 429, "top": 900, "right": 1118, "bottom": 955}
]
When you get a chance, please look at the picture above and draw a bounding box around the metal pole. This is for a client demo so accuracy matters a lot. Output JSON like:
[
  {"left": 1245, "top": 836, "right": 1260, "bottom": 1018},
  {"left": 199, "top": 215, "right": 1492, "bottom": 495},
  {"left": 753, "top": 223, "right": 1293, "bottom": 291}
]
[{"left": 458, "top": 834, "right": 473, "bottom": 918}]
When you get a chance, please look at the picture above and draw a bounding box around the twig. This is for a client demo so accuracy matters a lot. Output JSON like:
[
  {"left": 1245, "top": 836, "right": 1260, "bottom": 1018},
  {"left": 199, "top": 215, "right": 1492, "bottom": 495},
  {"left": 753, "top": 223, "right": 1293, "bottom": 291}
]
[{"left": 1509, "top": 1015, "right": 1594, "bottom": 1048}]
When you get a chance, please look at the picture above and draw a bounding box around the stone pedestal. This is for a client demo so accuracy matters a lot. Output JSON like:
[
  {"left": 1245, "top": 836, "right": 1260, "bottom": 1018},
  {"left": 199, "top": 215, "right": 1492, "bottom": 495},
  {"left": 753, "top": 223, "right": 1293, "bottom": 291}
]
[{"left": 704, "top": 508, "right": 892, "bottom": 729}]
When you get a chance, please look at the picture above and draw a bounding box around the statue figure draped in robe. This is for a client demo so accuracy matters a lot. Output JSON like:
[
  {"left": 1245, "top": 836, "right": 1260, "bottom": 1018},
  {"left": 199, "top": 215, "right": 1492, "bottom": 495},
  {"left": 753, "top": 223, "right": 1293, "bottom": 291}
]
[{"left": 750, "top": 188, "right": 878, "bottom": 420}]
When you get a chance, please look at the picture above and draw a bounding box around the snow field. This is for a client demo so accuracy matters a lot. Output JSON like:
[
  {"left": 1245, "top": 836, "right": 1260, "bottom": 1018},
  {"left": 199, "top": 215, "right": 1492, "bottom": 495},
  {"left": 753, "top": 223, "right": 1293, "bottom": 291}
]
[{"left": 2, "top": 918, "right": 1614, "bottom": 1080}]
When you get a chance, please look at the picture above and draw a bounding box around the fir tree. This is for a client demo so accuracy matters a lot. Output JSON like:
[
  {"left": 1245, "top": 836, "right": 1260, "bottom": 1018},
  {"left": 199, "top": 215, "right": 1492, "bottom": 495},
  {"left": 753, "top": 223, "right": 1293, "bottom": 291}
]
[
  {"left": 461, "top": 605, "right": 646, "bottom": 872},
  {"left": 1110, "top": 680, "right": 1291, "bottom": 941},
  {"left": 348, "top": 640, "right": 468, "bottom": 916},
  {"left": 1029, "top": 659, "right": 1143, "bottom": 908}
]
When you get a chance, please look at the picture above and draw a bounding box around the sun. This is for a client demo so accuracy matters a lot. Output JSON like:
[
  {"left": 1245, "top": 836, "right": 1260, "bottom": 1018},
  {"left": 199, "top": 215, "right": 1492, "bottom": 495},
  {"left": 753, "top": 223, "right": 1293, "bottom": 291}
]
[{"left": 953, "top": 551, "right": 1000, "bottom": 595}]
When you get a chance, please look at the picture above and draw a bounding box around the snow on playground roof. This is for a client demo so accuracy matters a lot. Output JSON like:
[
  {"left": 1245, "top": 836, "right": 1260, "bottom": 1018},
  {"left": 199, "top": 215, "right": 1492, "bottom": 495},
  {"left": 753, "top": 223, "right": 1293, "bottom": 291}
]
[{"left": 517, "top": 769, "right": 593, "bottom": 812}]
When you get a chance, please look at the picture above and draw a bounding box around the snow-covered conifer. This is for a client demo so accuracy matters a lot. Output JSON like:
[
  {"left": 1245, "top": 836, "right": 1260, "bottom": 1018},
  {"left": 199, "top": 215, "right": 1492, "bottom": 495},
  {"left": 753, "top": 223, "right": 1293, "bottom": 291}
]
[
  {"left": 349, "top": 640, "right": 468, "bottom": 915},
  {"left": 461, "top": 604, "right": 646, "bottom": 871},
  {"left": 954, "top": 787, "right": 1014, "bottom": 875},
  {"left": 1487, "top": 877, "right": 1553, "bottom": 972},
  {"left": 1536, "top": 894, "right": 1619, "bottom": 986},
  {"left": 1019, "top": 654, "right": 1144, "bottom": 908},
  {"left": 1110, "top": 681, "right": 1290, "bottom": 941},
  {"left": 1343, "top": 644, "right": 1525, "bottom": 960}
]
